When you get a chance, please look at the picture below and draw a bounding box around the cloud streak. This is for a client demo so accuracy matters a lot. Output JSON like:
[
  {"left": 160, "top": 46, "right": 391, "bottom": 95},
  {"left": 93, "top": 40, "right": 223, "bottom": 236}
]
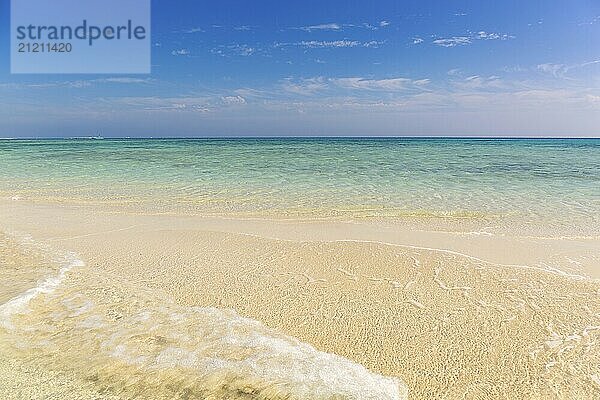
[
  {"left": 172, "top": 49, "right": 190, "bottom": 56},
  {"left": 432, "top": 31, "right": 514, "bottom": 47},
  {"left": 298, "top": 20, "right": 392, "bottom": 32},
  {"left": 281, "top": 76, "right": 431, "bottom": 95},
  {"left": 432, "top": 37, "right": 471, "bottom": 47},
  {"left": 277, "top": 40, "right": 384, "bottom": 49},
  {"left": 300, "top": 23, "right": 341, "bottom": 32}
]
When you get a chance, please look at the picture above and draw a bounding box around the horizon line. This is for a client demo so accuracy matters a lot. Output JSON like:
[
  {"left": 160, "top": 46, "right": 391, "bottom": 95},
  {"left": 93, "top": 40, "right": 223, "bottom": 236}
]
[{"left": 1, "top": 135, "right": 600, "bottom": 140}]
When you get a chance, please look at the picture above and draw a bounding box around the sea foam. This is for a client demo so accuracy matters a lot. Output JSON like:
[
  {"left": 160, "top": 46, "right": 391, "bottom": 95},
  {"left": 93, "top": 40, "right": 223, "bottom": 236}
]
[{"left": 0, "top": 233, "right": 408, "bottom": 399}]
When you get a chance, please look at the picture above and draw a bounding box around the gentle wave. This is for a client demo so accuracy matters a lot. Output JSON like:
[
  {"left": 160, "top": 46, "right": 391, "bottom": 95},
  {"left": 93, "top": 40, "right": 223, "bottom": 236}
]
[
  {"left": 0, "top": 252, "right": 83, "bottom": 330},
  {"left": 0, "top": 233, "right": 408, "bottom": 399}
]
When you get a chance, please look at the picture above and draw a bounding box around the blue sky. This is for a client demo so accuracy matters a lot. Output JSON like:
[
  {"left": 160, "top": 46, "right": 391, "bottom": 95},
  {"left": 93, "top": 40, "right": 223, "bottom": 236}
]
[{"left": 1, "top": 0, "right": 599, "bottom": 137}]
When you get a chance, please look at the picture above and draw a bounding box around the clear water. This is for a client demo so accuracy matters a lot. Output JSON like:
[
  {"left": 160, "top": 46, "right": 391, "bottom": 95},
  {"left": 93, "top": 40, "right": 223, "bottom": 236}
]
[
  {"left": 1, "top": 139, "right": 599, "bottom": 399},
  {"left": 0, "top": 232, "right": 407, "bottom": 400},
  {"left": 1, "top": 138, "right": 599, "bottom": 231}
]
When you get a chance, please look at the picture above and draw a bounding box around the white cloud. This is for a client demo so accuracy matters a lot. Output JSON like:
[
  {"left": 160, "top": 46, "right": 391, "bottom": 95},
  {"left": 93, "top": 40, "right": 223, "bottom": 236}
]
[
  {"left": 579, "top": 60, "right": 600, "bottom": 68},
  {"left": 475, "top": 31, "right": 513, "bottom": 40},
  {"left": 281, "top": 77, "right": 328, "bottom": 95},
  {"left": 412, "top": 37, "right": 424, "bottom": 45},
  {"left": 364, "top": 40, "right": 384, "bottom": 48},
  {"left": 453, "top": 75, "right": 506, "bottom": 90},
  {"left": 332, "top": 77, "right": 414, "bottom": 91},
  {"left": 537, "top": 63, "right": 568, "bottom": 77},
  {"left": 113, "top": 96, "right": 213, "bottom": 113},
  {"left": 172, "top": 49, "right": 190, "bottom": 56},
  {"left": 586, "top": 94, "right": 600, "bottom": 103},
  {"left": 433, "top": 37, "right": 471, "bottom": 47},
  {"left": 501, "top": 65, "right": 528, "bottom": 73},
  {"left": 280, "top": 76, "right": 430, "bottom": 95},
  {"left": 212, "top": 44, "right": 259, "bottom": 57},
  {"left": 231, "top": 44, "right": 255, "bottom": 56},
  {"left": 296, "top": 40, "right": 382, "bottom": 49},
  {"left": 537, "top": 60, "right": 600, "bottom": 78},
  {"left": 298, "top": 21, "right": 389, "bottom": 32},
  {"left": 413, "top": 79, "right": 431, "bottom": 85},
  {"left": 578, "top": 15, "right": 599, "bottom": 26},
  {"left": 185, "top": 27, "right": 204, "bottom": 34},
  {"left": 221, "top": 95, "right": 247, "bottom": 105},
  {"left": 300, "top": 23, "right": 341, "bottom": 32},
  {"left": 300, "top": 40, "right": 360, "bottom": 48},
  {"left": 8, "top": 72, "right": 600, "bottom": 136},
  {"left": 433, "top": 31, "right": 514, "bottom": 47}
]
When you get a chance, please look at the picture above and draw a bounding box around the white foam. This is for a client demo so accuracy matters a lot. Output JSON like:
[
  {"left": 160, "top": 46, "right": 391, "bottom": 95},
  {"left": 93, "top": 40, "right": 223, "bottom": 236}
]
[
  {"left": 0, "top": 253, "right": 83, "bottom": 330},
  {"left": 0, "top": 234, "right": 409, "bottom": 399},
  {"left": 95, "top": 306, "right": 408, "bottom": 399}
]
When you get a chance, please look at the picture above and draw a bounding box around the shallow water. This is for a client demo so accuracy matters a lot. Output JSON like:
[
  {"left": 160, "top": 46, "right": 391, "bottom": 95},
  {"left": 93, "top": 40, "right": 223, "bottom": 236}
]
[
  {"left": 0, "top": 232, "right": 407, "bottom": 399},
  {"left": 1, "top": 138, "right": 599, "bottom": 399},
  {"left": 0, "top": 138, "right": 599, "bottom": 233}
]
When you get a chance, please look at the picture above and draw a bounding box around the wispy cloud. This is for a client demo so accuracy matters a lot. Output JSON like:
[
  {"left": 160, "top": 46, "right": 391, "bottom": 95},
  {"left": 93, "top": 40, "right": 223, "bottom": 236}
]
[
  {"left": 300, "top": 40, "right": 360, "bottom": 48},
  {"left": 578, "top": 15, "right": 600, "bottom": 26},
  {"left": 281, "top": 76, "right": 430, "bottom": 95},
  {"left": 112, "top": 94, "right": 249, "bottom": 113},
  {"left": 332, "top": 77, "right": 429, "bottom": 91},
  {"left": 230, "top": 44, "right": 256, "bottom": 56},
  {"left": 221, "top": 95, "right": 247, "bottom": 105},
  {"left": 280, "top": 77, "right": 328, "bottom": 95},
  {"left": 412, "top": 37, "right": 424, "bottom": 45},
  {"left": 7, "top": 68, "right": 600, "bottom": 137},
  {"left": 360, "top": 21, "right": 391, "bottom": 30},
  {"left": 185, "top": 27, "right": 204, "bottom": 34},
  {"left": 433, "top": 37, "right": 471, "bottom": 47},
  {"left": 452, "top": 75, "right": 506, "bottom": 91},
  {"left": 361, "top": 23, "right": 378, "bottom": 30},
  {"left": 278, "top": 40, "right": 384, "bottom": 49},
  {"left": 298, "top": 21, "right": 391, "bottom": 32},
  {"left": 537, "top": 59, "right": 600, "bottom": 78},
  {"left": 537, "top": 63, "right": 568, "bottom": 78},
  {"left": 364, "top": 40, "right": 384, "bottom": 48},
  {"left": 433, "top": 31, "right": 514, "bottom": 47},
  {"left": 212, "top": 44, "right": 259, "bottom": 57},
  {"left": 474, "top": 31, "right": 513, "bottom": 40},
  {"left": 300, "top": 23, "right": 341, "bottom": 32},
  {"left": 171, "top": 49, "right": 190, "bottom": 56}
]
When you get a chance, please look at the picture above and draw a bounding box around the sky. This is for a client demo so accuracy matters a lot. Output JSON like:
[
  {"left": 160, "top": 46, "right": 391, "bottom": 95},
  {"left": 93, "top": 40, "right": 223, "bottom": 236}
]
[{"left": 0, "top": 0, "right": 599, "bottom": 137}]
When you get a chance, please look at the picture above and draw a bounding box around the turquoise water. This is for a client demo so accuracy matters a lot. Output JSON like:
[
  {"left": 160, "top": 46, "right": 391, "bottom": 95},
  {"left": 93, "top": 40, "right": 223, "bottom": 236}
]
[{"left": 0, "top": 138, "right": 599, "bottom": 230}]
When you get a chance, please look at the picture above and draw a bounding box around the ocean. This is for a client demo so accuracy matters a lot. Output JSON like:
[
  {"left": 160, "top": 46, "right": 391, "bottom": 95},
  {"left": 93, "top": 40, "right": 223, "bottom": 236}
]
[
  {"left": 1, "top": 138, "right": 599, "bottom": 232},
  {"left": 1, "top": 138, "right": 599, "bottom": 399}
]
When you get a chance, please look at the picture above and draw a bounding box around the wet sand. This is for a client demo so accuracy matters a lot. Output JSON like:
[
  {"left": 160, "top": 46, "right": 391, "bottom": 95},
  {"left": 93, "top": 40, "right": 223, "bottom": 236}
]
[{"left": 1, "top": 199, "right": 600, "bottom": 399}]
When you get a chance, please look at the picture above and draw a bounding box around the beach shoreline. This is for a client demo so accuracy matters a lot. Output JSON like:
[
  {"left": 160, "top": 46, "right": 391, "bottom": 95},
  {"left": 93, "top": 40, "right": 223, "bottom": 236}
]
[{"left": 1, "top": 198, "right": 599, "bottom": 398}]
